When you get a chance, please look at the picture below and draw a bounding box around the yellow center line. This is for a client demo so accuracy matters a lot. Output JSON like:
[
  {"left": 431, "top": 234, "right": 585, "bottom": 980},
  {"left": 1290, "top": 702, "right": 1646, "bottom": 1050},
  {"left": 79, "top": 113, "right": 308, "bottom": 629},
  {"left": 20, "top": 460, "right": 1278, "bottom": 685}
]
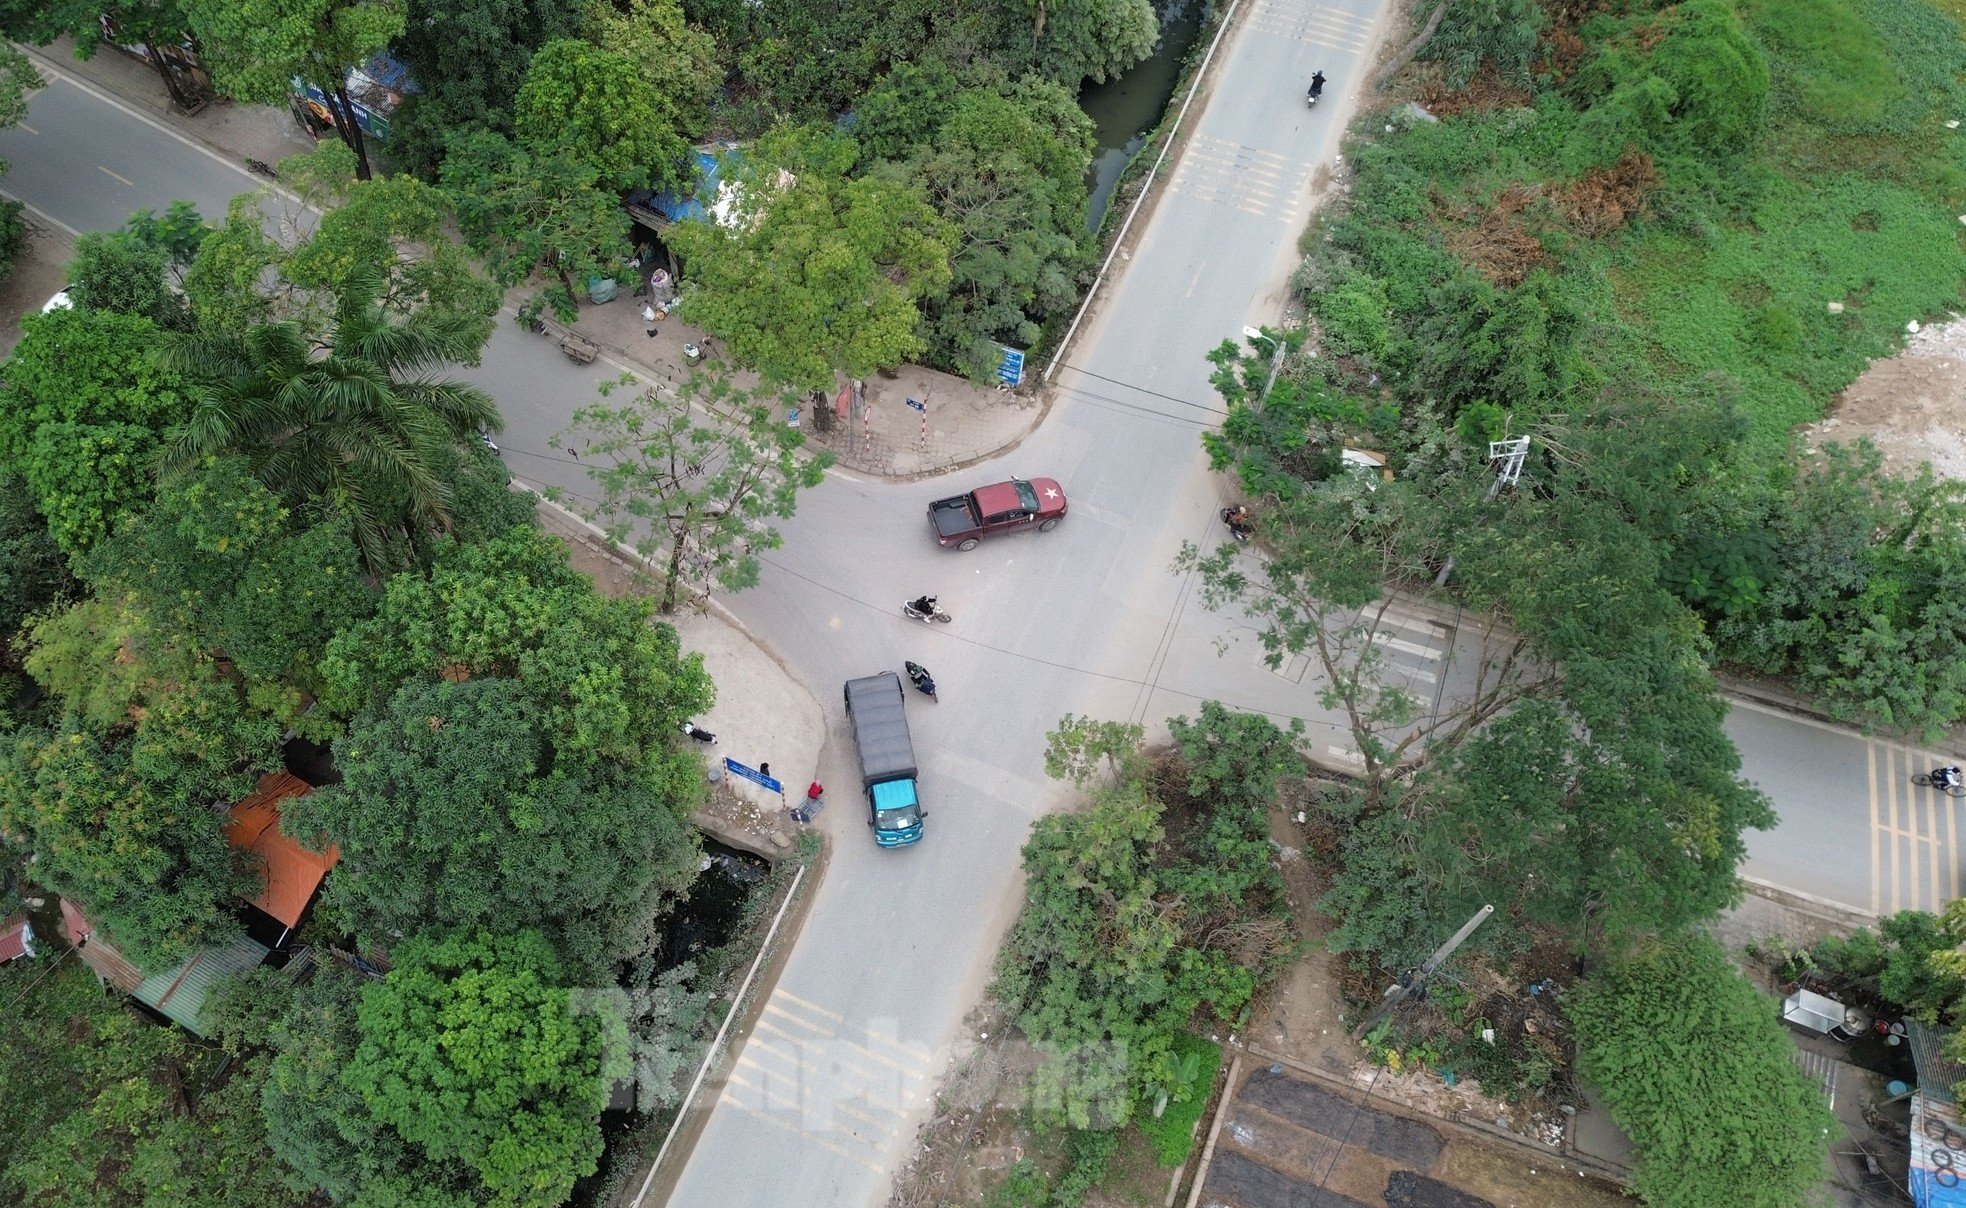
[
  {"left": 98, "top": 165, "right": 134, "bottom": 187},
  {"left": 18, "top": 123, "right": 36, "bottom": 135}
]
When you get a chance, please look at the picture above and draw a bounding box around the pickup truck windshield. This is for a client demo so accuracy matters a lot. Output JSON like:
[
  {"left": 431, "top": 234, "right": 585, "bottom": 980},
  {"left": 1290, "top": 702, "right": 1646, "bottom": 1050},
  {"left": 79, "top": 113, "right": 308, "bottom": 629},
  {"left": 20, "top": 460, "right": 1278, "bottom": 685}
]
[{"left": 1013, "top": 480, "right": 1038, "bottom": 510}]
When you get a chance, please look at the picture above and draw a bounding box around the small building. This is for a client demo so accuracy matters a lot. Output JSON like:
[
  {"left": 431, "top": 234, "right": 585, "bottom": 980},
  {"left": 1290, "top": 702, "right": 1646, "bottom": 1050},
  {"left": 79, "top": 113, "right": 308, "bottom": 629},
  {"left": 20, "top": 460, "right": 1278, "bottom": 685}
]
[
  {"left": 1906, "top": 1020, "right": 1966, "bottom": 1208},
  {"left": 58, "top": 899, "right": 268, "bottom": 1035},
  {"left": 0, "top": 914, "right": 35, "bottom": 964},
  {"left": 53, "top": 771, "right": 338, "bottom": 1036},
  {"left": 225, "top": 771, "right": 339, "bottom": 944}
]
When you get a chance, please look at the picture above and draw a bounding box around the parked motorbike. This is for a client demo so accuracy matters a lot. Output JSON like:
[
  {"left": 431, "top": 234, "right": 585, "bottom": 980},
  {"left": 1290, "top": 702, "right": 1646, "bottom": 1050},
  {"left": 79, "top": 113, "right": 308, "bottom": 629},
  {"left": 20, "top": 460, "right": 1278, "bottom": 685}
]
[
  {"left": 1221, "top": 505, "right": 1254, "bottom": 543},
  {"left": 905, "top": 660, "right": 938, "bottom": 702},
  {"left": 902, "top": 598, "right": 954, "bottom": 624}
]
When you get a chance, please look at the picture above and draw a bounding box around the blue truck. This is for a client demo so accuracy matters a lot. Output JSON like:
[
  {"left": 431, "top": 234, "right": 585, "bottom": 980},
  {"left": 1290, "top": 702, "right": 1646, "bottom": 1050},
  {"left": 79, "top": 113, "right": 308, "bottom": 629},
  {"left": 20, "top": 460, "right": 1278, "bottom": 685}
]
[{"left": 845, "top": 672, "right": 923, "bottom": 847}]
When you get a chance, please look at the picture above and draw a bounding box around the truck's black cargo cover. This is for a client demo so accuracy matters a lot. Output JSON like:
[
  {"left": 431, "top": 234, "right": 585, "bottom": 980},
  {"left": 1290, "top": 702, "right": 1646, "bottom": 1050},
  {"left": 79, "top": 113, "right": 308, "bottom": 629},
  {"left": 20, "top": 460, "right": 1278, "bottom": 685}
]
[{"left": 846, "top": 672, "right": 917, "bottom": 785}]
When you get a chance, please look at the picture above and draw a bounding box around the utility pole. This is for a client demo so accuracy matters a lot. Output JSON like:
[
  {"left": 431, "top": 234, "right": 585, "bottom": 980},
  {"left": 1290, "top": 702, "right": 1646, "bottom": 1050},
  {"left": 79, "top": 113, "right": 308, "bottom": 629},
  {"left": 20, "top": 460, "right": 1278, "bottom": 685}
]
[
  {"left": 1242, "top": 325, "right": 1287, "bottom": 401},
  {"left": 1349, "top": 904, "right": 1493, "bottom": 1040},
  {"left": 1433, "top": 437, "right": 1532, "bottom": 588}
]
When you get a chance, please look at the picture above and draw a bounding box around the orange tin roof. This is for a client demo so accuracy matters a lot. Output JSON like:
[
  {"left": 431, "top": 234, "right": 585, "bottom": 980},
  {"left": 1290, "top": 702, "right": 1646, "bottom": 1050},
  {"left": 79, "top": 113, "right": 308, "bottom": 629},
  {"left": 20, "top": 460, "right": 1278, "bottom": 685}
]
[{"left": 225, "top": 772, "right": 339, "bottom": 929}]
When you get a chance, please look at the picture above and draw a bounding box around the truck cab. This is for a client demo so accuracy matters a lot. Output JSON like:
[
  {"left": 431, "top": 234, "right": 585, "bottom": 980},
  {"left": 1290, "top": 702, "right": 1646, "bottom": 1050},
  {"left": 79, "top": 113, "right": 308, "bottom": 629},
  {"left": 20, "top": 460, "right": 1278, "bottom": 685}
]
[{"left": 845, "top": 672, "right": 924, "bottom": 847}]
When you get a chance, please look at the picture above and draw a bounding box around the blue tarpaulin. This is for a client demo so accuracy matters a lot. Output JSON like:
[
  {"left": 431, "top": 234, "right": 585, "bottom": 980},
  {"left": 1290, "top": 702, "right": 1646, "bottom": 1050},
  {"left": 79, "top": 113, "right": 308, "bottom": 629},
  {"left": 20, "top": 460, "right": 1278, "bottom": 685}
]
[{"left": 629, "top": 150, "right": 726, "bottom": 225}]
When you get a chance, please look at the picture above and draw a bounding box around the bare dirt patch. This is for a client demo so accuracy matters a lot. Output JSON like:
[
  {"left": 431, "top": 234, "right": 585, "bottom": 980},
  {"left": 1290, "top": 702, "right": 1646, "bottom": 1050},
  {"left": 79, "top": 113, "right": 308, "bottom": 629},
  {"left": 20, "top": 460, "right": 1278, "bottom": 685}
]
[{"left": 1810, "top": 315, "right": 1966, "bottom": 481}]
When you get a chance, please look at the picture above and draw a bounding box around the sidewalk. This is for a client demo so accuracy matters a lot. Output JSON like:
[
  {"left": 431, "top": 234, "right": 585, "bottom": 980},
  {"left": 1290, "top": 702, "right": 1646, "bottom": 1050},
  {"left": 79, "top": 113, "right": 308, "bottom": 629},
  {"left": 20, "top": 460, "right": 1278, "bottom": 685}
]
[{"left": 552, "top": 285, "right": 1042, "bottom": 478}]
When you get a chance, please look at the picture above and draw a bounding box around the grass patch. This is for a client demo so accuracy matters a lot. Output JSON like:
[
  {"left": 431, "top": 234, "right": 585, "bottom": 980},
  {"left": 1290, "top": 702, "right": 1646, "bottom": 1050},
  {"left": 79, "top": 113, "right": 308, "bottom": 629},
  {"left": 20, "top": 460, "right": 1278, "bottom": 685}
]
[{"left": 1135, "top": 1033, "right": 1222, "bottom": 1166}]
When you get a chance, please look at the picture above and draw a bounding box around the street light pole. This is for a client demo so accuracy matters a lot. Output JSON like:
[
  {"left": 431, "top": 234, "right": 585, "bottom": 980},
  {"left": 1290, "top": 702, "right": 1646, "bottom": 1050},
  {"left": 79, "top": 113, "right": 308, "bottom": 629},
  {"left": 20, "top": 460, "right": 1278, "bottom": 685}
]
[{"left": 1349, "top": 904, "right": 1494, "bottom": 1040}]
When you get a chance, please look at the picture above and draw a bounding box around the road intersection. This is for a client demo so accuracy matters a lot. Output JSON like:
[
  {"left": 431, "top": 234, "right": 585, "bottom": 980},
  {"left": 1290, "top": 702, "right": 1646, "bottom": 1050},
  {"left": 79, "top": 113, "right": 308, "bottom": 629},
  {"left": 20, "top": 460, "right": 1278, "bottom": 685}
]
[{"left": 0, "top": 8, "right": 1951, "bottom": 1202}]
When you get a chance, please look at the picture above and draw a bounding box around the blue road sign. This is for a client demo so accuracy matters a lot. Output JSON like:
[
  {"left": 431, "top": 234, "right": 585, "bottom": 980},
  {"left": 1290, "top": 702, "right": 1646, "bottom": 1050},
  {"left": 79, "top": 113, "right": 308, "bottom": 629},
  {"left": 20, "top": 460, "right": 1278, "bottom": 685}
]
[
  {"left": 905, "top": 397, "right": 926, "bottom": 413},
  {"left": 997, "top": 347, "right": 1025, "bottom": 386},
  {"left": 724, "top": 758, "right": 783, "bottom": 795}
]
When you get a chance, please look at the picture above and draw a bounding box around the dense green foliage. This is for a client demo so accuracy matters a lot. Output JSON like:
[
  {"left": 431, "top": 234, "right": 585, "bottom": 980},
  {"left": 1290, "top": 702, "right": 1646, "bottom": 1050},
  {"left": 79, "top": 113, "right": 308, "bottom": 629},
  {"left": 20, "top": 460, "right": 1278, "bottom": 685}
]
[
  {"left": 161, "top": 281, "right": 501, "bottom": 572},
  {"left": 0, "top": 306, "right": 192, "bottom": 556},
  {"left": 440, "top": 129, "right": 634, "bottom": 323},
  {"left": 998, "top": 705, "right": 1298, "bottom": 1129},
  {"left": 67, "top": 202, "right": 206, "bottom": 329},
  {"left": 669, "top": 126, "right": 954, "bottom": 390},
  {"left": 386, "top": 0, "right": 585, "bottom": 177},
  {"left": 1, "top": 957, "right": 311, "bottom": 1205},
  {"left": 0, "top": 727, "right": 253, "bottom": 965},
  {"left": 1269, "top": 0, "right": 1966, "bottom": 739},
  {"left": 515, "top": 38, "right": 692, "bottom": 192},
  {"left": 347, "top": 932, "right": 619, "bottom": 1204},
  {"left": 294, "top": 675, "right": 702, "bottom": 978},
  {"left": 1570, "top": 933, "right": 1833, "bottom": 1208}
]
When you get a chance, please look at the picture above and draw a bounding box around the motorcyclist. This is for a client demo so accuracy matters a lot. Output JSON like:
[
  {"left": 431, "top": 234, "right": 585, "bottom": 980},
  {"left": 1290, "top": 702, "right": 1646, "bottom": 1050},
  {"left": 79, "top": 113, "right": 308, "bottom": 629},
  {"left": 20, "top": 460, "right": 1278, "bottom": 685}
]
[
  {"left": 1308, "top": 71, "right": 1326, "bottom": 101},
  {"left": 908, "top": 595, "right": 939, "bottom": 617}
]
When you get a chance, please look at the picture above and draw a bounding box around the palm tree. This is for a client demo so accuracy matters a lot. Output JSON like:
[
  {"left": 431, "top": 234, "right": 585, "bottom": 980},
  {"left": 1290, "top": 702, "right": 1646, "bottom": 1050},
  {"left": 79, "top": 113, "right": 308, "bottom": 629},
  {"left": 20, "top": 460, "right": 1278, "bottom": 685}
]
[{"left": 162, "top": 283, "right": 501, "bottom": 571}]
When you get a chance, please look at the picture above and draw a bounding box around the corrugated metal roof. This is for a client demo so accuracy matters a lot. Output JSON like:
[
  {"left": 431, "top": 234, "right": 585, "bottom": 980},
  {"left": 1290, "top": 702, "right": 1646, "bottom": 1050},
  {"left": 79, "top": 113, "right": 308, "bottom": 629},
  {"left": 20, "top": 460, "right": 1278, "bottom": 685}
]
[
  {"left": 59, "top": 899, "right": 144, "bottom": 991},
  {"left": 133, "top": 933, "right": 268, "bottom": 1036},
  {"left": 1909, "top": 1020, "right": 1966, "bottom": 1106}
]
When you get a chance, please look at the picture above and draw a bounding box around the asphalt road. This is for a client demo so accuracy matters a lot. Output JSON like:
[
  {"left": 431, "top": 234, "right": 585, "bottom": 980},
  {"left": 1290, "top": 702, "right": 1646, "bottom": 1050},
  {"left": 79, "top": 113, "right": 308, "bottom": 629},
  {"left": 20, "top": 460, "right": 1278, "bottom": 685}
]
[{"left": 0, "top": 14, "right": 1949, "bottom": 1207}]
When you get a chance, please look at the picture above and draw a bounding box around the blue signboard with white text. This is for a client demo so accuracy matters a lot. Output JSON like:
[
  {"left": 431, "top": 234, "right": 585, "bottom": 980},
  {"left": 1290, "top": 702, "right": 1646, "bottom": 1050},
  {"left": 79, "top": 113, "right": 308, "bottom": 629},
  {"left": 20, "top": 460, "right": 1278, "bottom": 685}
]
[
  {"left": 997, "top": 347, "right": 1026, "bottom": 386},
  {"left": 724, "top": 758, "right": 783, "bottom": 795}
]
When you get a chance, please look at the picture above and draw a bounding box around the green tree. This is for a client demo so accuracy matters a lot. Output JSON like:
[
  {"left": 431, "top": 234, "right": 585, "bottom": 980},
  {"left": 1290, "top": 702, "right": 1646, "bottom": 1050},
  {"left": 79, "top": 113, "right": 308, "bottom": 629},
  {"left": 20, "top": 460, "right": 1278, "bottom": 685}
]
[
  {"left": 386, "top": 0, "right": 585, "bottom": 176},
  {"left": 1566, "top": 0, "right": 1769, "bottom": 171},
  {"left": 0, "top": 0, "right": 207, "bottom": 109},
  {"left": 183, "top": 143, "right": 501, "bottom": 348},
  {"left": 514, "top": 37, "right": 691, "bottom": 192},
  {"left": 181, "top": 0, "right": 405, "bottom": 179},
  {"left": 1024, "top": 0, "right": 1156, "bottom": 86},
  {"left": 1, "top": 958, "right": 312, "bottom": 1206},
  {"left": 67, "top": 201, "right": 207, "bottom": 329},
  {"left": 554, "top": 366, "right": 833, "bottom": 612},
  {"left": 585, "top": 0, "right": 722, "bottom": 138},
  {"left": 345, "top": 930, "right": 620, "bottom": 1206},
  {"left": 84, "top": 456, "right": 377, "bottom": 728},
  {"left": 0, "top": 727, "right": 253, "bottom": 966},
  {"left": 318, "top": 523, "right": 714, "bottom": 771},
  {"left": 1711, "top": 440, "right": 1966, "bottom": 737},
  {"left": 1570, "top": 932, "right": 1832, "bottom": 1208},
  {"left": 999, "top": 710, "right": 1293, "bottom": 1128},
  {"left": 161, "top": 282, "right": 501, "bottom": 572},
  {"left": 894, "top": 77, "right": 1092, "bottom": 379},
  {"left": 0, "top": 471, "right": 76, "bottom": 676},
  {"left": 1420, "top": 0, "right": 1544, "bottom": 90},
  {"left": 0, "top": 307, "right": 194, "bottom": 557},
  {"left": 667, "top": 125, "right": 954, "bottom": 391},
  {"left": 263, "top": 963, "right": 484, "bottom": 1205},
  {"left": 440, "top": 129, "right": 633, "bottom": 323},
  {"left": 291, "top": 676, "right": 702, "bottom": 977}
]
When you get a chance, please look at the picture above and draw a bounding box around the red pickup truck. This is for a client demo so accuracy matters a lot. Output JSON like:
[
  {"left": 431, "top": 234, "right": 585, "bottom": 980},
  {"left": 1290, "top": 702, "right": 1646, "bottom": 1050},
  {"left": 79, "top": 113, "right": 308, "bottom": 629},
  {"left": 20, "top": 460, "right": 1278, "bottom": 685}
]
[{"left": 927, "top": 477, "right": 1068, "bottom": 550}]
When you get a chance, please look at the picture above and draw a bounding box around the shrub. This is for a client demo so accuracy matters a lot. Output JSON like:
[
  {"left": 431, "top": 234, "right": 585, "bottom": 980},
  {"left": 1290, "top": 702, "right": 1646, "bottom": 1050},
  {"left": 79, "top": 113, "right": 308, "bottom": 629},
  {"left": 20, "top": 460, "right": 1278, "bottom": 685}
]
[{"left": 1570, "top": 932, "right": 1833, "bottom": 1208}]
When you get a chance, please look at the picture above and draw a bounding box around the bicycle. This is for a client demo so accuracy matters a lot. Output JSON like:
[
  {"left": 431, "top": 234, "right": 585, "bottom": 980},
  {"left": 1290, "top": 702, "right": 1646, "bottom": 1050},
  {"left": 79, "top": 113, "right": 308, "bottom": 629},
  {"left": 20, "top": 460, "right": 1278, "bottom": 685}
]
[{"left": 1911, "top": 770, "right": 1966, "bottom": 798}]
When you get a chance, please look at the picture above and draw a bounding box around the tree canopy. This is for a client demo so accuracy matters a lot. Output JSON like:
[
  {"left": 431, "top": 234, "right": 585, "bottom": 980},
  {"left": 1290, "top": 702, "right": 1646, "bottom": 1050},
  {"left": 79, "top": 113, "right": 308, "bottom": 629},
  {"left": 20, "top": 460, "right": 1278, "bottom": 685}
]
[
  {"left": 667, "top": 126, "right": 954, "bottom": 391},
  {"left": 345, "top": 931, "right": 621, "bottom": 1205},
  {"left": 1570, "top": 932, "right": 1832, "bottom": 1208},
  {"left": 554, "top": 366, "right": 833, "bottom": 612},
  {"left": 514, "top": 38, "right": 691, "bottom": 193}
]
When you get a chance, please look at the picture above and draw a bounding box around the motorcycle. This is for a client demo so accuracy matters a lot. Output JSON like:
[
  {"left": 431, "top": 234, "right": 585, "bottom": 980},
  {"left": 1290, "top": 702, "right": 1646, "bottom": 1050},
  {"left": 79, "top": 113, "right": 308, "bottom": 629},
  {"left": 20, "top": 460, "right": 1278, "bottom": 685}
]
[
  {"left": 902, "top": 598, "right": 954, "bottom": 624},
  {"left": 905, "top": 660, "right": 938, "bottom": 702},
  {"left": 1221, "top": 506, "right": 1254, "bottom": 543},
  {"left": 1307, "top": 72, "right": 1326, "bottom": 108}
]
